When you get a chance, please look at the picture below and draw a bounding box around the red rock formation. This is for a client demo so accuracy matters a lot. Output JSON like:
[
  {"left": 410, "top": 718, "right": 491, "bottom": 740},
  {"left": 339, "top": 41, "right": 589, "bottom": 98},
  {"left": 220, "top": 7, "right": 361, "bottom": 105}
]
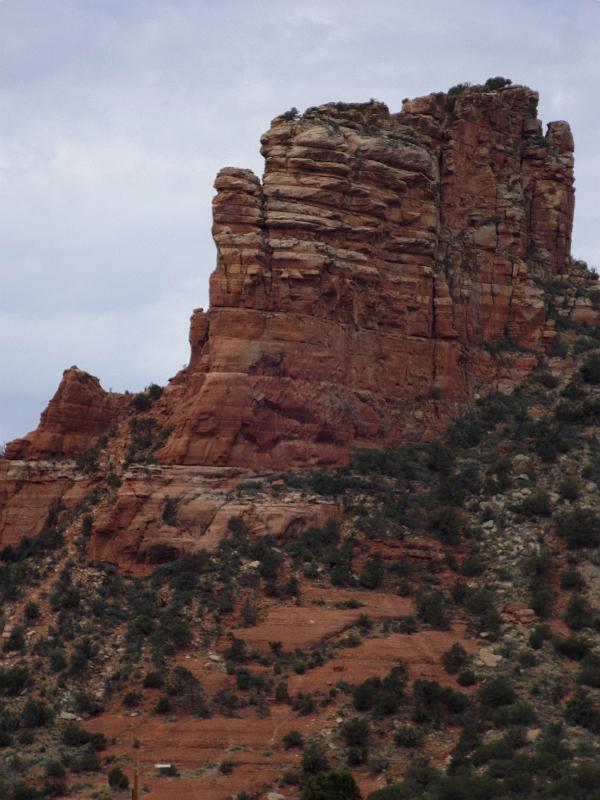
[
  {"left": 6, "top": 367, "right": 126, "bottom": 460},
  {"left": 156, "top": 84, "right": 578, "bottom": 467},
  {"left": 4, "top": 83, "right": 590, "bottom": 471}
]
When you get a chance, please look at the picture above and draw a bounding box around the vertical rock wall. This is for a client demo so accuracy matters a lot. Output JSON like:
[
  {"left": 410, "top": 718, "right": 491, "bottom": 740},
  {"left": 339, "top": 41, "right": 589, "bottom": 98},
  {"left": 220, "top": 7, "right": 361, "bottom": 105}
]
[{"left": 158, "top": 85, "right": 575, "bottom": 467}]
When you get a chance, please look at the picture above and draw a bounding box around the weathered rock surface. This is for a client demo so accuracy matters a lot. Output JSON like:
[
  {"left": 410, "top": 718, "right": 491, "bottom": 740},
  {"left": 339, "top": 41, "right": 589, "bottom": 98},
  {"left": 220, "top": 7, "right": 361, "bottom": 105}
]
[
  {"left": 6, "top": 367, "right": 127, "bottom": 461},
  {"left": 88, "top": 466, "right": 338, "bottom": 572},
  {"left": 156, "top": 84, "right": 580, "bottom": 468},
  {"left": 7, "top": 83, "right": 587, "bottom": 471},
  {"left": 0, "top": 460, "right": 95, "bottom": 547},
  {"left": 1, "top": 83, "right": 596, "bottom": 555}
]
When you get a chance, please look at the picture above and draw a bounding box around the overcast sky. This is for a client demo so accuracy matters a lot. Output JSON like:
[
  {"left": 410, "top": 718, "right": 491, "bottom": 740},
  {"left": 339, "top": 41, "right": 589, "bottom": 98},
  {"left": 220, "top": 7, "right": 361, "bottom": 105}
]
[{"left": 1, "top": 0, "right": 599, "bottom": 446}]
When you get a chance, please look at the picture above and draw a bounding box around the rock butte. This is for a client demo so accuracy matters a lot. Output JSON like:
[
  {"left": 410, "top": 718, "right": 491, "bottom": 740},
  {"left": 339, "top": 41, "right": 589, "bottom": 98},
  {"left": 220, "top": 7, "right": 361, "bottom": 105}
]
[
  {"left": 5, "top": 83, "right": 593, "bottom": 469},
  {"left": 1, "top": 83, "right": 597, "bottom": 562}
]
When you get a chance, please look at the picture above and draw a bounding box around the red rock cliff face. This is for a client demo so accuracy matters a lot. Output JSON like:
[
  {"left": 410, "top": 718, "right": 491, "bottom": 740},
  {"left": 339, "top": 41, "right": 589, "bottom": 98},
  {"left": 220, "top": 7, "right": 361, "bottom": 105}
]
[
  {"left": 6, "top": 84, "right": 579, "bottom": 469},
  {"left": 6, "top": 367, "right": 127, "bottom": 461},
  {"left": 157, "top": 85, "right": 575, "bottom": 467}
]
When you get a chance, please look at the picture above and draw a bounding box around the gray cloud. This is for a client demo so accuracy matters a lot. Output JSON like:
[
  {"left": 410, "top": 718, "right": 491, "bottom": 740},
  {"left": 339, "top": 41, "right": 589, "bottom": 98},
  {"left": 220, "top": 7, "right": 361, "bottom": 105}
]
[{"left": 1, "top": 0, "right": 599, "bottom": 444}]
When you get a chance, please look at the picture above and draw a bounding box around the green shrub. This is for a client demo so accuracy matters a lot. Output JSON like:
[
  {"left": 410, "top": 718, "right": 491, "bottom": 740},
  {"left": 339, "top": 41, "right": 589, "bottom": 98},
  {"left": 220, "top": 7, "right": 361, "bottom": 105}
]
[
  {"left": 359, "top": 555, "right": 384, "bottom": 589},
  {"left": 465, "top": 588, "right": 501, "bottom": 637},
  {"left": 460, "top": 556, "right": 485, "bottom": 577},
  {"left": 75, "top": 446, "right": 99, "bottom": 473},
  {"left": 412, "top": 679, "right": 470, "bottom": 726},
  {"left": 565, "top": 689, "right": 600, "bottom": 733},
  {"left": 147, "top": 383, "right": 163, "bottom": 400},
  {"left": 0, "top": 664, "right": 31, "bottom": 696},
  {"left": 275, "top": 681, "right": 289, "bottom": 702},
  {"left": 142, "top": 671, "right": 163, "bottom": 689},
  {"left": 580, "top": 352, "right": 600, "bottom": 384},
  {"left": 74, "top": 690, "right": 103, "bottom": 715},
  {"left": 564, "top": 595, "right": 595, "bottom": 630},
  {"left": 283, "top": 729, "right": 304, "bottom": 749},
  {"left": 533, "top": 370, "right": 560, "bottom": 389},
  {"left": 416, "top": 589, "right": 450, "bottom": 630},
  {"left": 578, "top": 654, "right": 600, "bottom": 688},
  {"left": 352, "top": 665, "right": 407, "bottom": 716},
  {"left": 491, "top": 700, "right": 536, "bottom": 727},
  {"left": 123, "top": 691, "right": 141, "bottom": 708},
  {"left": 448, "top": 82, "right": 471, "bottom": 95},
  {"left": 394, "top": 724, "right": 422, "bottom": 748},
  {"left": 479, "top": 678, "right": 515, "bottom": 710},
  {"left": 45, "top": 761, "right": 66, "bottom": 779},
  {"left": 224, "top": 637, "right": 248, "bottom": 663},
  {"left": 61, "top": 723, "right": 106, "bottom": 751},
  {"left": 24, "top": 602, "right": 40, "bottom": 622},
  {"left": 471, "top": 727, "right": 525, "bottom": 766},
  {"left": 554, "top": 635, "right": 590, "bottom": 661},
  {"left": 302, "top": 743, "right": 329, "bottom": 775},
  {"left": 558, "top": 476, "right": 580, "bottom": 501},
  {"left": 281, "top": 107, "right": 299, "bottom": 121},
  {"left": 130, "top": 392, "right": 152, "bottom": 412},
  {"left": 448, "top": 416, "right": 482, "bottom": 448},
  {"left": 556, "top": 508, "right": 600, "bottom": 549},
  {"left": 484, "top": 76, "right": 512, "bottom": 90},
  {"left": 108, "top": 766, "right": 130, "bottom": 790},
  {"left": 519, "top": 490, "right": 552, "bottom": 517},
  {"left": 155, "top": 696, "right": 172, "bottom": 715},
  {"left": 529, "top": 624, "right": 551, "bottom": 649},
  {"left": 71, "top": 751, "right": 101, "bottom": 772},
  {"left": 3, "top": 625, "right": 25, "bottom": 653},
  {"left": 457, "top": 669, "right": 478, "bottom": 687},
  {"left": 301, "top": 769, "right": 362, "bottom": 800},
  {"left": 10, "top": 784, "right": 41, "bottom": 800},
  {"left": 441, "top": 643, "right": 469, "bottom": 674},
  {"left": 560, "top": 567, "right": 585, "bottom": 591},
  {"left": 428, "top": 507, "right": 461, "bottom": 545},
  {"left": 162, "top": 496, "right": 178, "bottom": 526},
  {"left": 547, "top": 336, "right": 568, "bottom": 357},
  {"left": 341, "top": 717, "right": 370, "bottom": 748},
  {"left": 529, "top": 585, "right": 555, "bottom": 620},
  {"left": 21, "top": 698, "right": 53, "bottom": 728}
]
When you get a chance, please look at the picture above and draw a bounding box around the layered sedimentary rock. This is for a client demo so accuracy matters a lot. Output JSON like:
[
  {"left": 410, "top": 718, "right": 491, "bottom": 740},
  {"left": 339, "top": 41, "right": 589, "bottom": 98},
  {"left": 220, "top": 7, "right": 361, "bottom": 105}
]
[
  {"left": 5, "top": 367, "right": 127, "bottom": 461},
  {"left": 6, "top": 84, "right": 584, "bottom": 470},
  {"left": 157, "top": 84, "right": 577, "bottom": 467}
]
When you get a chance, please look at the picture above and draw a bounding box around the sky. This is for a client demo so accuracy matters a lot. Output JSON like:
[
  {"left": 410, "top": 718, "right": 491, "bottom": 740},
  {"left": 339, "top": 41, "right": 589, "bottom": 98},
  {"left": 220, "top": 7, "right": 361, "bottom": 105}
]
[{"left": 1, "top": 0, "right": 599, "bottom": 446}]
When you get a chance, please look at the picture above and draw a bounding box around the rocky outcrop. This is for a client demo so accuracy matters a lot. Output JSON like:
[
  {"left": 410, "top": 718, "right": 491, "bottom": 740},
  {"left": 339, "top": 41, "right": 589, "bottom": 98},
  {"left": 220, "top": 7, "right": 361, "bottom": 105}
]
[
  {"left": 156, "top": 84, "right": 579, "bottom": 467},
  {"left": 6, "top": 367, "right": 127, "bottom": 460},
  {"left": 4, "top": 83, "right": 591, "bottom": 471},
  {"left": 0, "top": 460, "right": 95, "bottom": 547},
  {"left": 88, "top": 465, "right": 339, "bottom": 572}
]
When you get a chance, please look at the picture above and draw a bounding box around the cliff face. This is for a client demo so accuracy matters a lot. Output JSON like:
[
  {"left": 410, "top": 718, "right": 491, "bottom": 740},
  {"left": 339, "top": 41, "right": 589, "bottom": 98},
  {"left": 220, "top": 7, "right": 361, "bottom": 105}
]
[
  {"left": 4, "top": 84, "right": 587, "bottom": 470},
  {"left": 158, "top": 84, "right": 576, "bottom": 467}
]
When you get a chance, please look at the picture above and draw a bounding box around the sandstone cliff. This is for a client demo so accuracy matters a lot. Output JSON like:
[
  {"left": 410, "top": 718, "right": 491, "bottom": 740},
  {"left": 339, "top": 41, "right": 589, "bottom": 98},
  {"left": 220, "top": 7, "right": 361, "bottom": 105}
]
[{"left": 5, "top": 83, "right": 594, "bottom": 471}]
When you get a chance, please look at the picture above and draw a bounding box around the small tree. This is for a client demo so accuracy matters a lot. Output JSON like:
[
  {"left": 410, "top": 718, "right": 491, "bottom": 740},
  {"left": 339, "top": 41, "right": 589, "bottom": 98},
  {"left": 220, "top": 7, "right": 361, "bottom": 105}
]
[
  {"left": 484, "top": 76, "right": 512, "bottom": 90},
  {"left": 442, "top": 643, "right": 469, "bottom": 675}
]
